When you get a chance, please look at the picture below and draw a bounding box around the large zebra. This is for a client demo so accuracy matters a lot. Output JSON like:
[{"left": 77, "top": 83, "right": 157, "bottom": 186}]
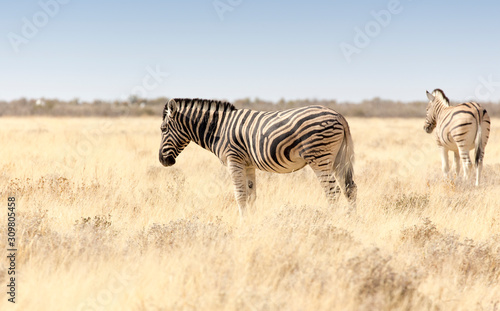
[
  {"left": 424, "top": 89, "right": 490, "bottom": 185},
  {"left": 159, "top": 98, "right": 357, "bottom": 216}
]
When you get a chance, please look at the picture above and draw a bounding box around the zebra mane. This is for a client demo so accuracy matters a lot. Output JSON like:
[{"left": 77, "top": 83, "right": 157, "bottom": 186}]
[
  {"left": 432, "top": 89, "right": 450, "bottom": 106},
  {"left": 163, "top": 98, "right": 236, "bottom": 119}
]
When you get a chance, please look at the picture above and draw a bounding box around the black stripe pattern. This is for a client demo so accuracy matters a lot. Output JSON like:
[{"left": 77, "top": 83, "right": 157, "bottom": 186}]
[
  {"left": 424, "top": 89, "right": 491, "bottom": 185},
  {"left": 159, "top": 98, "right": 357, "bottom": 216}
]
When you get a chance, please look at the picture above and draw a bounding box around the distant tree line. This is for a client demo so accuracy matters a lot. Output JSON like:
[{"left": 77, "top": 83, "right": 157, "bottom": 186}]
[{"left": 0, "top": 97, "right": 498, "bottom": 118}]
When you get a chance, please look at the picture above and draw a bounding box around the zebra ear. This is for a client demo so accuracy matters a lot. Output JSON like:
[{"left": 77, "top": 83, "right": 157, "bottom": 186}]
[
  {"left": 167, "top": 99, "right": 177, "bottom": 116},
  {"left": 426, "top": 91, "right": 435, "bottom": 101}
]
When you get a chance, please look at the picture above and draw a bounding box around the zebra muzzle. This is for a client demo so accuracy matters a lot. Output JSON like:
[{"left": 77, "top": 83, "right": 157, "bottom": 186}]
[{"left": 160, "top": 154, "right": 176, "bottom": 167}]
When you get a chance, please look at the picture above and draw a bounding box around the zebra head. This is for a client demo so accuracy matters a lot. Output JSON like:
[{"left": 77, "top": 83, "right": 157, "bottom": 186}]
[
  {"left": 424, "top": 89, "right": 449, "bottom": 134},
  {"left": 424, "top": 90, "right": 437, "bottom": 133},
  {"left": 159, "top": 99, "right": 190, "bottom": 167}
]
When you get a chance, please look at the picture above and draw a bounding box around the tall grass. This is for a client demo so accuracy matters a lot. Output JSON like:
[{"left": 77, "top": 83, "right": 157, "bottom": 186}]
[{"left": 0, "top": 117, "right": 499, "bottom": 310}]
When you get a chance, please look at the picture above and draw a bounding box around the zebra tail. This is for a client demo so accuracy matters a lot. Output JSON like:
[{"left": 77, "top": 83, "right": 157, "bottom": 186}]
[
  {"left": 334, "top": 117, "right": 355, "bottom": 195},
  {"left": 474, "top": 117, "right": 483, "bottom": 167}
]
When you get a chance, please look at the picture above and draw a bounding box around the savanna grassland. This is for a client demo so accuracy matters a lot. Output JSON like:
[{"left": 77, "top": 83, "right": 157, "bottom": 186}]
[{"left": 0, "top": 116, "right": 499, "bottom": 311}]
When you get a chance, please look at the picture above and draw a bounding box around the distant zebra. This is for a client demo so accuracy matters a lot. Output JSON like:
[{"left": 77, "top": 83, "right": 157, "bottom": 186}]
[
  {"left": 424, "top": 89, "right": 491, "bottom": 185},
  {"left": 159, "top": 98, "right": 357, "bottom": 216}
]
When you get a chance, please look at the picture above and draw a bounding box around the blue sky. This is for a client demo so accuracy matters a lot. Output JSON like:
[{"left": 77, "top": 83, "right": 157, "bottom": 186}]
[{"left": 1, "top": 0, "right": 500, "bottom": 103}]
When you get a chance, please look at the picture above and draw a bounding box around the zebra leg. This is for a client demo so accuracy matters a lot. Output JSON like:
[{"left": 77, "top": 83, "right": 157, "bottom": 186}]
[
  {"left": 476, "top": 159, "right": 482, "bottom": 186},
  {"left": 246, "top": 167, "right": 256, "bottom": 206},
  {"left": 453, "top": 151, "right": 461, "bottom": 178},
  {"left": 228, "top": 159, "right": 248, "bottom": 217},
  {"left": 311, "top": 165, "right": 341, "bottom": 206},
  {"left": 440, "top": 147, "right": 450, "bottom": 179},
  {"left": 458, "top": 148, "right": 473, "bottom": 182}
]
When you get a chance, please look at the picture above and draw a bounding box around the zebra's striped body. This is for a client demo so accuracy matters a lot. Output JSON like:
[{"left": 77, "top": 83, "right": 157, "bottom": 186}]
[
  {"left": 159, "top": 98, "right": 357, "bottom": 216},
  {"left": 424, "top": 89, "right": 490, "bottom": 185}
]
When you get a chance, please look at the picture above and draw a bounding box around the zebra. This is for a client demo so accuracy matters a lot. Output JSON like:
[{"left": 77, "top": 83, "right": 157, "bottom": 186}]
[
  {"left": 424, "top": 89, "right": 491, "bottom": 185},
  {"left": 159, "top": 98, "right": 357, "bottom": 216}
]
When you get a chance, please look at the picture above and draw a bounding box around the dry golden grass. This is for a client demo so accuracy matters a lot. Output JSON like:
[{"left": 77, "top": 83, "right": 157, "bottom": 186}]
[{"left": 0, "top": 116, "right": 499, "bottom": 310}]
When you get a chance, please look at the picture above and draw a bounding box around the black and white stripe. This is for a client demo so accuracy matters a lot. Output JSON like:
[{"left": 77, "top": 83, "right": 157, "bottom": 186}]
[
  {"left": 159, "top": 98, "right": 357, "bottom": 216},
  {"left": 424, "top": 89, "right": 491, "bottom": 185}
]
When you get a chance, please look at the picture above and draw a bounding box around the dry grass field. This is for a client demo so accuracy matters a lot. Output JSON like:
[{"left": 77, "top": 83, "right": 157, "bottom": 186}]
[{"left": 0, "top": 116, "right": 499, "bottom": 310}]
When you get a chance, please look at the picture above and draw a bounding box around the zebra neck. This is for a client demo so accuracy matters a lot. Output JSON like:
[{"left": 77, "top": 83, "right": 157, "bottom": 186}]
[
  {"left": 433, "top": 101, "right": 449, "bottom": 119},
  {"left": 180, "top": 108, "right": 229, "bottom": 156}
]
